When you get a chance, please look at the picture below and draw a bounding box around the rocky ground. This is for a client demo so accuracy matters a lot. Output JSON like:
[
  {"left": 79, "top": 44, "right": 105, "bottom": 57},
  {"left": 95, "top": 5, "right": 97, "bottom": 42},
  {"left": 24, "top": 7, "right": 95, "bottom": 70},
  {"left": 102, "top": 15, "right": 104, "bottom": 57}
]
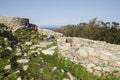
[
  {"left": 57, "top": 37, "right": 120, "bottom": 78},
  {"left": 0, "top": 23, "right": 120, "bottom": 80}
]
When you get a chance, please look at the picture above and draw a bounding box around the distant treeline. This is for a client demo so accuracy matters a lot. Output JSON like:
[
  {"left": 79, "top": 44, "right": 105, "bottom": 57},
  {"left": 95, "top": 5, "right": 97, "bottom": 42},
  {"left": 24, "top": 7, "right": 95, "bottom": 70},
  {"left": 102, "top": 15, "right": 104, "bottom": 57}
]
[{"left": 54, "top": 18, "right": 120, "bottom": 44}]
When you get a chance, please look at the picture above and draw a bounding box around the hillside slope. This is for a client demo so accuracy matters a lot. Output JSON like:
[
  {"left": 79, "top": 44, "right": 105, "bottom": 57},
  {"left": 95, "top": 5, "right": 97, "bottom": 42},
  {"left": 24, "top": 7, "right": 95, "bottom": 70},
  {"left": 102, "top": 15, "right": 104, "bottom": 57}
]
[
  {"left": 0, "top": 17, "right": 120, "bottom": 80},
  {"left": 0, "top": 16, "right": 119, "bottom": 80},
  {"left": 0, "top": 23, "right": 105, "bottom": 80}
]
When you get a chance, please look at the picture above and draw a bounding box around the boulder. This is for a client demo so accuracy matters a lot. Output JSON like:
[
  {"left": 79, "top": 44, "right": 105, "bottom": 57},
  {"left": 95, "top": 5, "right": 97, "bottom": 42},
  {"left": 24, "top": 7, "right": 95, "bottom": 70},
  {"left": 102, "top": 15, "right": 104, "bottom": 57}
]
[
  {"left": 17, "top": 77, "right": 21, "bottom": 80},
  {"left": 77, "top": 47, "right": 89, "bottom": 58},
  {"left": 87, "top": 63, "right": 96, "bottom": 69},
  {"left": 17, "top": 59, "right": 29, "bottom": 63},
  {"left": 67, "top": 72, "right": 75, "bottom": 80},
  {"left": 41, "top": 46, "right": 57, "bottom": 55},
  {"left": 4, "top": 64, "right": 11, "bottom": 70},
  {"left": 6, "top": 47, "right": 12, "bottom": 51},
  {"left": 25, "top": 41, "right": 32, "bottom": 46},
  {"left": 94, "top": 66, "right": 102, "bottom": 71},
  {"left": 23, "top": 65, "right": 29, "bottom": 71}
]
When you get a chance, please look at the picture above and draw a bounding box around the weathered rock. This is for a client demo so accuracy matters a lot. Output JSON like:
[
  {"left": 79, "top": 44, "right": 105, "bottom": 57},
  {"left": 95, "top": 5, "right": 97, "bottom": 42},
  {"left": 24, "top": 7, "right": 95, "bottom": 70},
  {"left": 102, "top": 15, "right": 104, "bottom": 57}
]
[
  {"left": 17, "top": 77, "right": 21, "bottom": 80},
  {"left": 17, "top": 59, "right": 29, "bottom": 63},
  {"left": 6, "top": 47, "right": 12, "bottom": 51},
  {"left": 111, "top": 54, "right": 120, "bottom": 61},
  {"left": 41, "top": 46, "right": 57, "bottom": 55},
  {"left": 89, "top": 57, "right": 99, "bottom": 65},
  {"left": 61, "top": 69, "right": 65, "bottom": 73},
  {"left": 94, "top": 66, "right": 102, "bottom": 71},
  {"left": 39, "top": 41, "right": 53, "bottom": 47},
  {"left": 63, "top": 78, "right": 69, "bottom": 80},
  {"left": 30, "top": 41, "right": 53, "bottom": 49},
  {"left": 103, "top": 67, "right": 111, "bottom": 72},
  {"left": 4, "top": 38, "right": 8, "bottom": 41},
  {"left": 93, "top": 70, "right": 101, "bottom": 76},
  {"left": 23, "top": 65, "right": 29, "bottom": 71},
  {"left": 87, "top": 63, "right": 96, "bottom": 69},
  {"left": 41, "top": 49, "right": 55, "bottom": 55},
  {"left": 77, "top": 47, "right": 88, "bottom": 58},
  {"left": 87, "top": 69, "right": 93, "bottom": 73},
  {"left": 100, "top": 52, "right": 110, "bottom": 61},
  {"left": 67, "top": 72, "right": 75, "bottom": 80},
  {"left": 4, "top": 64, "right": 11, "bottom": 70},
  {"left": 25, "top": 41, "right": 32, "bottom": 46},
  {"left": 23, "top": 52, "right": 28, "bottom": 56},
  {"left": 52, "top": 67, "right": 57, "bottom": 72},
  {"left": 89, "top": 49, "right": 100, "bottom": 57},
  {"left": 98, "top": 60, "right": 108, "bottom": 67}
]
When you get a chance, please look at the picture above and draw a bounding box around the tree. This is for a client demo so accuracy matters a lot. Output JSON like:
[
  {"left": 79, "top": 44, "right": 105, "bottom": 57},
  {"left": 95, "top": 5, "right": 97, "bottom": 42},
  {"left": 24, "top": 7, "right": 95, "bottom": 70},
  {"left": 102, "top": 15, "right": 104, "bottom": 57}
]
[
  {"left": 112, "top": 22, "right": 119, "bottom": 28},
  {"left": 106, "top": 22, "right": 110, "bottom": 27},
  {"left": 54, "top": 18, "right": 120, "bottom": 44}
]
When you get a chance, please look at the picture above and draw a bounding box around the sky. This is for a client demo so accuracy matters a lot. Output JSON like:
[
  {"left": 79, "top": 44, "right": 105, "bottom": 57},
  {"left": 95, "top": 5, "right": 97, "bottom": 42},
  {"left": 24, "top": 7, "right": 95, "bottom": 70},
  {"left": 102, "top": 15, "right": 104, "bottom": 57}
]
[{"left": 0, "top": 0, "right": 120, "bottom": 26}]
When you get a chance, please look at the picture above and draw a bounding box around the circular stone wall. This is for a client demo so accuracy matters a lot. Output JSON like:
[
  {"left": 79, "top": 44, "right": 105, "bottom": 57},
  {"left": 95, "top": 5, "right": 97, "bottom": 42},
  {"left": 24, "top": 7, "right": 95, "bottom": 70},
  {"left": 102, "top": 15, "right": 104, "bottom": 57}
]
[{"left": 0, "top": 16, "right": 29, "bottom": 30}]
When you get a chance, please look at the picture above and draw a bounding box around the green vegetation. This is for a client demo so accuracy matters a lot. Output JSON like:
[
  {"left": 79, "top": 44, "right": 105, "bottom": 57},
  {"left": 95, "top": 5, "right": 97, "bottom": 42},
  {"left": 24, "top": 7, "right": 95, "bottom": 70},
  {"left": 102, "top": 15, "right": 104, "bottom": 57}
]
[
  {"left": 14, "top": 27, "right": 44, "bottom": 44},
  {"left": 0, "top": 23, "right": 119, "bottom": 80},
  {"left": 54, "top": 18, "right": 120, "bottom": 44}
]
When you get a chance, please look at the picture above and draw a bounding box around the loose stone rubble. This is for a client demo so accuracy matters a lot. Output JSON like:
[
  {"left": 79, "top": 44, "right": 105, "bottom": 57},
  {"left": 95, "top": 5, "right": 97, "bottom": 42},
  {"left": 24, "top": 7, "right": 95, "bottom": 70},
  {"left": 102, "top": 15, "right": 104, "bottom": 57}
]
[{"left": 57, "top": 37, "right": 120, "bottom": 77}]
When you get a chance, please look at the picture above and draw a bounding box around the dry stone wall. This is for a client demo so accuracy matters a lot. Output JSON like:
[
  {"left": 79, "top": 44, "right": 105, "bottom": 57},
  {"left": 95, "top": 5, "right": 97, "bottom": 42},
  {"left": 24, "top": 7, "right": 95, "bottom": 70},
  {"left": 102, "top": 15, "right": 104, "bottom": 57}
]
[
  {"left": 0, "top": 16, "right": 29, "bottom": 31},
  {"left": 57, "top": 37, "right": 120, "bottom": 77},
  {"left": 0, "top": 16, "right": 120, "bottom": 77},
  {"left": 38, "top": 28, "right": 64, "bottom": 38}
]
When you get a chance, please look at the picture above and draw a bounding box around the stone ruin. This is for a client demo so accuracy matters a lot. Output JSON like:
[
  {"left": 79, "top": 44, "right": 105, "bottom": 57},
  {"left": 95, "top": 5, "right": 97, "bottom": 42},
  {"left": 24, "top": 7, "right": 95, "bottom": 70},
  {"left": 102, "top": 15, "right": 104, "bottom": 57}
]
[
  {"left": 0, "top": 16, "right": 120, "bottom": 77},
  {"left": 0, "top": 16, "right": 29, "bottom": 30},
  {"left": 0, "top": 16, "right": 37, "bottom": 31},
  {"left": 57, "top": 37, "right": 120, "bottom": 77}
]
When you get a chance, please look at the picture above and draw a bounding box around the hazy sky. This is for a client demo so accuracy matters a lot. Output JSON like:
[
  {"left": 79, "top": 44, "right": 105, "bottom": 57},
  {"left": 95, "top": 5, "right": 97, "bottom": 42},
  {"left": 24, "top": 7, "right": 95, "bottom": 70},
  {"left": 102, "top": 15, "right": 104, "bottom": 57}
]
[{"left": 0, "top": 0, "right": 120, "bottom": 26}]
